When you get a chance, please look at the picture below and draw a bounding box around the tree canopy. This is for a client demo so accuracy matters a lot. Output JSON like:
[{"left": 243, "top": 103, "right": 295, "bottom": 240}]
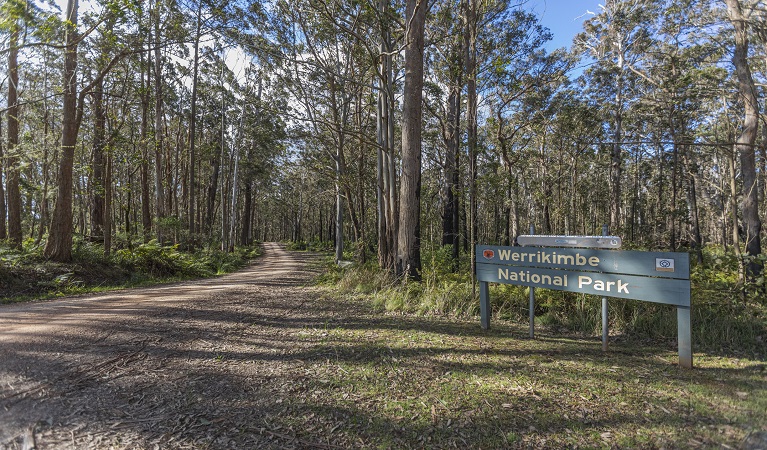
[{"left": 0, "top": 0, "right": 764, "bottom": 285}]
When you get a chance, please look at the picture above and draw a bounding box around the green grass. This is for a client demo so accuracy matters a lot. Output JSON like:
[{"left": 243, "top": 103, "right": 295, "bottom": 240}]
[
  {"left": 279, "top": 304, "right": 767, "bottom": 448},
  {"left": 302, "top": 244, "right": 766, "bottom": 446}
]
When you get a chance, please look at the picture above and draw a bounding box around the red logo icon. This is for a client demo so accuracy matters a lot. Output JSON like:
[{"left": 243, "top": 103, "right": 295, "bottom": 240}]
[{"left": 483, "top": 249, "right": 495, "bottom": 259}]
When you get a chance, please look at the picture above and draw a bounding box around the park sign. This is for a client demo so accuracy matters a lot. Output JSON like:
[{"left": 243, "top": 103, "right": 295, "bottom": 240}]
[
  {"left": 476, "top": 240, "right": 693, "bottom": 368},
  {"left": 476, "top": 246, "right": 690, "bottom": 306}
]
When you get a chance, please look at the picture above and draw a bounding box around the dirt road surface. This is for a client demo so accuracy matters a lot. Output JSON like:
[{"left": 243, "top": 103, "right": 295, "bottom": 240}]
[{"left": 0, "top": 243, "right": 341, "bottom": 449}]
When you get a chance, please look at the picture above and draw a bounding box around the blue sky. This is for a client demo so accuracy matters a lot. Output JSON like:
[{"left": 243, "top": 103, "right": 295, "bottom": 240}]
[{"left": 528, "top": 0, "right": 601, "bottom": 51}]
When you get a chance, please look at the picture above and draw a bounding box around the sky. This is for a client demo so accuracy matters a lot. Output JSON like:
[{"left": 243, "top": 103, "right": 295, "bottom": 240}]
[
  {"left": 51, "top": 0, "right": 599, "bottom": 54},
  {"left": 46, "top": 0, "right": 600, "bottom": 83},
  {"left": 529, "top": 0, "right": 602, "bottom": 51}
]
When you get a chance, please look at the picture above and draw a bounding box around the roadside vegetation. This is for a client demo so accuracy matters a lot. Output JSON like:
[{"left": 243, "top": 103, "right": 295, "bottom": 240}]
[
  {"left": 313, "top": 242, "right": 766, "bottom": 359},
  {"left": 271, "top": 241, "right": 767, "bottom": 448},
  {"left": 0, "top": 239, "right": 261, "bottom": 303}
]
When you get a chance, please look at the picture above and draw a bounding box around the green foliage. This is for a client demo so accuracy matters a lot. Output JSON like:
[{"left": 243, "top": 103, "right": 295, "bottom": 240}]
[
  {"left": 115, "top": 241, "right": 259, "bottom": 278},
  {"left": 0, "top": 240, "right": 262, "bottom": 302},
  {"left": 115, "top": 241, "right": 195, "bottom": 277}
]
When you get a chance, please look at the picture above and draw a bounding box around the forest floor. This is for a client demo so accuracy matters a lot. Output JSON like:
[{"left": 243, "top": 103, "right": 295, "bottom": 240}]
[{"left": 0, "top": 243, "right": 765, "bottom": 449}]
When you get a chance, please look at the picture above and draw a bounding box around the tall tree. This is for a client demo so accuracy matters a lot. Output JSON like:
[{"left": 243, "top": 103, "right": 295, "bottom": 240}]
[
  {"left": 5, "top": 7, "right": 21, "bottom": 248},
  {"left": 397, "top": 0, "right": 427, "bottom": 278},
  {"left": 44, "top": 0, "right": 80, "bottom": 261},
  {"left": 726, "top": 0, "right": 762, "bottom": 278},
  {"left": 44, "top": 0, "right": 133, "bottom": 261},
  {"left": 578, "top": 0, "right": 652, "bottom": 232},
  {"left": 0, "top": 96, "right": 5, "bottom": 240},
  {"left": 464, "top": 0, "right": 478, "bottom": 282},
  {"left": 153, "top": 0, "right": 166, "bottom": 243},
  {"left": 187, "top": 0, "right": 203, "bottom": 239},
  {"left": 376, "top": 0, "right": 398, "bottom": 271},
  {"left": 90, "top": 19, "right": 116, "bottom": 244}
]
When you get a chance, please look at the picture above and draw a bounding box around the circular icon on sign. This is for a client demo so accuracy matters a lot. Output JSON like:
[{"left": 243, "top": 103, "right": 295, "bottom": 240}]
[
  {"left": 659, "top": 259, "right": 671, "bottom": 268},
  {"left": 483, "top": 249, "right": 495, "bottom": 259}
]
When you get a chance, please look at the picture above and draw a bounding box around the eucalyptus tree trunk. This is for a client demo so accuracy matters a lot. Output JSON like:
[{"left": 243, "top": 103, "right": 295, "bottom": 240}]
[
  {"left": 206, "top": 61, "right": 226, "bottom": 242},
  {"left": 335, "top": 158, "right": 344, "bottom": 262},
  {"left": 227, "top": 96, "right": 248, "bottom": 252},
  {"left": 375, "top": 0, "right": 398, "bottom": 271},
  {"left": 682, "top": 144, "right": 703, "bottom": 264},
  {"left": 140, "top": 50, "right": 152, "bottom": 241},
  {"left": 205, "top": 140, "right": 222, "bottom": 238},
  {"left": 442, "top": 67, "right": 461, "bottom": 264},
  {"left": 464, "top": 0, "right": 478, "bottom": 284},
  {"left": 376, "top": 78, "right": 386, "bottom": 263},
  {"left": 188, "top": 1, "right": 202, "bottom": 238},
  {"left": 611, "top": 54, "right": 624, "bottom": 233},
  {"left": 7, "top": 22, "right": 22, "bottom": 249},
  {"left": 396, "top": 0, "right": 427, "bottom": 279},
  {"left": 239, "top": 78, "right": 262, "bottom": 247},
  {"left": 153, "top": 0, "right": 166, "bottom": 244},
  {"left": 726, "top": 0, "right": 762, "bottom": 279},
  {"left": 104, "top": 152, "right": 113, "bottom": 255},
  {"left": 0, "top": 113, "right": 5, "bottom": 240},
  {"left": 91, "top": 77, "right": 106, "bottom": 241},
  {"left": 35, "top": 106, "right": 50, "bottom": 245},
  {"left": 240, "top": 173, "right": 253, "bottom": 246},
  {"left": 356, "top": 96, "right": 367, "bottom": 264},
  {"left": 44, "top": 0, "right": 79, "bottom": 261},
  {"left": 228, "top": 141, "right": 239, "bottom": 252},
  {"left": 728, "top": 147, "right": 743, "bottom": 279},
  {"left": 385, "top": 74, "right": 397, "bottom": 268},
  {"left": 760, "top": 28, "right": 767, "bottom": 227},
  {"left": 330, "top": 76, "right": 348, "bottom": 262}
]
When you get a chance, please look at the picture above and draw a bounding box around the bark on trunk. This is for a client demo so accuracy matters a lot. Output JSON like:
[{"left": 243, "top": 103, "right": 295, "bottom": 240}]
[
  {"left": 44, "top": 0, "right": 79, "bottom": 261},
  {"left": 140, "top": 46, "right": 152, "bottom": 241},
  {"left": 153, "top": 0, "right": 166, "bottom": 244},
  {"left": 396, "top": 0, "right": 427, "bottom": 279},
  {"left": 464, "top": 0, "right": 478, "bottom": 284},
  {"left": 726, "top": 0, "right": 762, "bottom": 279},
  {"left": 610, "top": 57, "right": 624, "bottom": 232},
  {"left": 104, "top": 152, "right": 113, "bottom": 255},
  {"left": 206, "top": 142, "right": 222, "bottom": 237},
  {"left": 0, "top": 110, "right": 5, "bottom": 240},
  {"left": 442, "top": 78, "right": 461, "bottom": 265},
  {"left": 188, "top": 3, "right": 202, "bottom": 238},
  {"left": 91, "top": 77, "right": 106, "bottom": 241},
  {"left": 7, "top": 24, "right": 22, "bottom": 249},
  {"left": 35, "top": 109, "right": 50, "bottom": 244},
  {"left": 683, "top": 144, "right": 703, "bottom": 264},
  {"left": 240, "top": 177, "right": 252, "bottom": 246},
  {"left": 375, "top": 13, "right": 398, "bottom": 271}
]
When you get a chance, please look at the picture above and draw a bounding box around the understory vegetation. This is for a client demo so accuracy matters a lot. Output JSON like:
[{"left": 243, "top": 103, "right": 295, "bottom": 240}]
[
  {"left": 310, "top": 242, "right": 767, "bottom": 359},
  {"left": 0, "top": 239, "right": 261, "bottom": 303}
]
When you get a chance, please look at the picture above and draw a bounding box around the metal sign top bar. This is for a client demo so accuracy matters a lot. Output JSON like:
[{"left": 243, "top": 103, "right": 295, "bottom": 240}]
[{"left": 517, "top": 235, "right": 622, "bottom": 249}]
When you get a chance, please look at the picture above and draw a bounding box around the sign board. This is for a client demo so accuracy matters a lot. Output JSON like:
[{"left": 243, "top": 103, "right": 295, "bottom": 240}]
[
  {"left": 476, "top": 246, "right": 690, "bottom": 306},
  {"left": 476, "top": 243, "right": 692, "bottom": 368},
  {"left": 477, "top": 246, "right": 689, "bottom": 280},
  {"left": 477, "top": 265, "right": 690, "bottom": 306}
]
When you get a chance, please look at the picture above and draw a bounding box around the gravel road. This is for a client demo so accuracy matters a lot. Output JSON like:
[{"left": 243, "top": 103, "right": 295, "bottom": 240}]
[{"left": 0, "top": 242, "right": 340, "bottom": 449}]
